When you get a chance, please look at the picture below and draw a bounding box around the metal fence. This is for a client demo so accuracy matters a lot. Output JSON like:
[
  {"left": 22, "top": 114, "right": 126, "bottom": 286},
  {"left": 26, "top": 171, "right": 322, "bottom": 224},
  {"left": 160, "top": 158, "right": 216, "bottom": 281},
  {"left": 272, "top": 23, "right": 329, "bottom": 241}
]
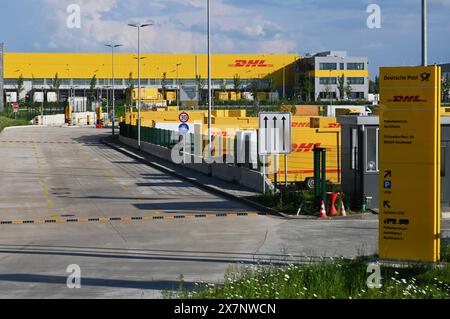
[
  {"left": 120, "top": 123, "right": 180, "bottom": 149},
  {"left": 119, "top": 123, "right": 257, "bottom": 169}
]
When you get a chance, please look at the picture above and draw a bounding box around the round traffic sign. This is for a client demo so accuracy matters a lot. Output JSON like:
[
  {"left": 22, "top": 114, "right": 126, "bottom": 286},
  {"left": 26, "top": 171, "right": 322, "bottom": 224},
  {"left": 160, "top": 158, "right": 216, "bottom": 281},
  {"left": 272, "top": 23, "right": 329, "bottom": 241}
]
[
  {"left": 179, "top": 112, "right": 190, "bottom": 123},
  {"left": 179, "top": 123, "right": 190, "bottom": 135}
]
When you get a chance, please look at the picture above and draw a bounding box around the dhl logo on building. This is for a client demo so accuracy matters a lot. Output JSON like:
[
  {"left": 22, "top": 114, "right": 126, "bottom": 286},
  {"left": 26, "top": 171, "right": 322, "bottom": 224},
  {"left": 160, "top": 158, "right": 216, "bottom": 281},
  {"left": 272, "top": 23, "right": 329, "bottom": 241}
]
[
  {"left": 388, "top": 96, "right": 427, "bottom": 103},
  {"left": 213, "top": 132, "right": 230, "bottom": 137},
  {"left": 292, "top": 122, "right": 341, "bottom": 129},
  {"left": 228, "top": 60, "right": 274, "bottom": 68},
  {"left": 292, "top": 143, "right": 322, "bottom": 153}
]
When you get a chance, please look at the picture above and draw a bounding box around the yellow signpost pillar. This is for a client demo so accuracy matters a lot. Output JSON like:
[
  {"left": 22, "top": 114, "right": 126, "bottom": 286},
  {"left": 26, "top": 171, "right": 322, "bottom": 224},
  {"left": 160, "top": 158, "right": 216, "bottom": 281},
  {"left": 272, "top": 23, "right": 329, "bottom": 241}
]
[{"left": 379, "top": 66, "right": 441, "bottom": 262}]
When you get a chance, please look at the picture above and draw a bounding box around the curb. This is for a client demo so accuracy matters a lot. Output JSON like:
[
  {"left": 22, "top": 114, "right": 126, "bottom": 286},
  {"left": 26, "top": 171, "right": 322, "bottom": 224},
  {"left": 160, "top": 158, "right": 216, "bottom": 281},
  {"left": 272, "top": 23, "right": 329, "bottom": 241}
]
[
  {"left": 3, "top": 125, "right": 46, "bottom": 131},
  {"left": 277, "top": 212, "right": 375, "bottom": 220},
  {"left": 101, "top": 137, "right": 284, "bottom": 217}
]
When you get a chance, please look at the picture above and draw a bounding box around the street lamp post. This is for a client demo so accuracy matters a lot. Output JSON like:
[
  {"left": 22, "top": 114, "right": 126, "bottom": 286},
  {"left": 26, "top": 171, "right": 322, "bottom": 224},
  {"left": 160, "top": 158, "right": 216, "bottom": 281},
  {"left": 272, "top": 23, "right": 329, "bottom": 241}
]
[
  {"left": 176, "top": 63, "right": 181, "bottom": 108},
  {"left": 422, "top": 0, "right": 428, "bottom": 67},
  {"left": 176, "top": 63, "right": 182, "bottom": 108},
  {"left": 207, "top": 0, "right": 213, "bottom": 158},
  {"left": 41, "top": 88, "right": 45, "bottom": 126},
  {"left": 105, "top": 44, "right": 123, "bottom": 136},
  {"left": 128, "top": 22, "right": 152, "bottom": 150}
]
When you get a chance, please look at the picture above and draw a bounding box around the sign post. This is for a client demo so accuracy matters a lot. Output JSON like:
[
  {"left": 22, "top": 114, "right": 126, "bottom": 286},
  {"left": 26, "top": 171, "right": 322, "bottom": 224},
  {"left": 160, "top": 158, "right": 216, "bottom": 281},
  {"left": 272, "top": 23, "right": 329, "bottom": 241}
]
[
  {"left": 12, "top": 102, "right": 19, "bottom": 119},
  {"left": 259, "top": 112, "right": 292, "bottom": 193},
  {"left": 379, "top": 66, "right": 441, "bottom": 262},
  {"left": 179, "top": 112, "right": 190, "bottom": 164}
]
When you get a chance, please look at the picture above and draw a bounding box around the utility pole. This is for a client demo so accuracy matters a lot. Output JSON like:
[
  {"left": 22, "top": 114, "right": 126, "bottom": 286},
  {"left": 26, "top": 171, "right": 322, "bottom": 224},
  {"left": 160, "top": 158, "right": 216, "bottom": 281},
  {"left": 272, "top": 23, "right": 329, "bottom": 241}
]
[
  {"left": 422, "top": 0, "right": 428, "bottom": 66},
  {"left": 105, "top": 43, "right": 123, "bottom": 136},
  {"left": 128, "top": 23, "right": 152, "bottom": 150}
]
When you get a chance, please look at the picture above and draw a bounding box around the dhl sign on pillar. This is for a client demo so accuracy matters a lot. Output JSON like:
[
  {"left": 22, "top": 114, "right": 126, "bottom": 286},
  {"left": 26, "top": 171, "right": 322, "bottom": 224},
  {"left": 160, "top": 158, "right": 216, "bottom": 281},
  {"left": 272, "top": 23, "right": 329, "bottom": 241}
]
[{"left": 379, "top": 66, "right": 441, "bottom": 262}]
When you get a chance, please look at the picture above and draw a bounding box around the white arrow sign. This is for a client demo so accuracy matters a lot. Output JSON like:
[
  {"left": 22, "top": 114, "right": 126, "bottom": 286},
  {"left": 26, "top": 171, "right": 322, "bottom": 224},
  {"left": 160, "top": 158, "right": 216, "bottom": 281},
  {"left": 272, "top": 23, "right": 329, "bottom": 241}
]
[{"left": 258, "top": 112, "right": 292, "bottom": 155}]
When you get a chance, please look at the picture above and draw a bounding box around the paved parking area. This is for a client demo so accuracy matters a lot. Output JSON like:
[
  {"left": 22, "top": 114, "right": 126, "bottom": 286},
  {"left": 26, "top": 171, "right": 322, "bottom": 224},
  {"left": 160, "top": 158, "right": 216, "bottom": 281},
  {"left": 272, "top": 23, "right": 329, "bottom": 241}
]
[{"left": 0, "top": 126, "right": 447, "bottom": 299}]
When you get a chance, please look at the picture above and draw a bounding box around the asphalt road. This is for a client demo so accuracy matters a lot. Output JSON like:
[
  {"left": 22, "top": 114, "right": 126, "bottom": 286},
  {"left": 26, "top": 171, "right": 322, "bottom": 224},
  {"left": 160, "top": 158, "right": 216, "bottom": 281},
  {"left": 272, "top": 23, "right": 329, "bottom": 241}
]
[{"left": 0, "top": 126, "right": 447, "bottom": 299}]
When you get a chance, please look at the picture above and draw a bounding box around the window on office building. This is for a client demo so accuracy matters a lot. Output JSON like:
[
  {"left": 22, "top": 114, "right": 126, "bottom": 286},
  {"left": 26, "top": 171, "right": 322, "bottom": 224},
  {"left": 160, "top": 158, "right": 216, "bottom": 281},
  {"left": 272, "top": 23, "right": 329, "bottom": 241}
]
[
  {"left": 32, "top": 79, "right": 45, "bottom": 86},
  {"left": 319, "top": 63, "right": 337, "bottom": 70},
  {"left": 319, "top": 77, "right": 337, "bottom": 85},
  {"left": 347, "top": 63, "right": 365, "bottom": 70},
  {"left": 347, "top": 77, "right": 365, "bottom": 85},
  {"left": 319, "top": 92, "right": 337, "bottom": 99},
  {"left": 349, "top": 92, "right": 365, "bottom": 99}
]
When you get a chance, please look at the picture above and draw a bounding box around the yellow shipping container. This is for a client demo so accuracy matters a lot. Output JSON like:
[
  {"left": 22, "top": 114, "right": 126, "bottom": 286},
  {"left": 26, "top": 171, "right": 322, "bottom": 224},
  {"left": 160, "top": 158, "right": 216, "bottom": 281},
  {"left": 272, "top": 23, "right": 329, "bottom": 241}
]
[
  {"left": 215, "top": 92, "right": 229, "bottom": 101},
  {"left": 133, "top": 88, "right": 162, "bottom": 101},
  {"left": 256, "top": 92, "right": 268, "bottom": 101},
  {"left": 165, "top": 92, "right": 177, "bottom": 101}
]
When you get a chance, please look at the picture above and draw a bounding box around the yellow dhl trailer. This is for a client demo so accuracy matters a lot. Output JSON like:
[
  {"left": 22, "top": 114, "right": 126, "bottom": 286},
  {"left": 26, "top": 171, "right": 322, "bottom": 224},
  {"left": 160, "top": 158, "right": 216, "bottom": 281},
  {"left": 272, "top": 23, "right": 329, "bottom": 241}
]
[
  {"left": 268, "top": 126, "right": 341, "bottom": 188},
  {"left": 201, "top": 116, "right": 342, "bottom": 187}
]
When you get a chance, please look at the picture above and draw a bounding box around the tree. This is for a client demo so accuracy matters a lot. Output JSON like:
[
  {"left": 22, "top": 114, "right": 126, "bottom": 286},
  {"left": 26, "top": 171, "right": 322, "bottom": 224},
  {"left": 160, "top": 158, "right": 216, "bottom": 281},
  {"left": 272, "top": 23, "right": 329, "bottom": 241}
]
[
  {"left": 30, "top": 75, "right": 35, "bottom": 103},
  {"left": 196, "top": 75, "right": 205, "bottom": 104},
  {"left": 125, "top": 72, "right": 134, "bottom": 106},
  {"left": 345, "top": 82, "right": 353, "bottom": 100},
  {"left": 324, "top": 84, "right": 332, "bottom": 101},
  {"left": 369, "top": 75, "right": 380, "bottom": 94},
  {"left": 443, "top": 74, "right": 450, "bottom": 103},
  {"left": 161, "top": 72, "right": 168, "bottom": 98},
  {"left": 233, "top": 74, "right": 242, "bottom": 94},
  {"left": 268, "top": 77, "right": 277, "bottom": 93},
  {"left": 220, "top": 80, "right": 227, "bottom": 92},
  {"left": 250, "top": 79, "right": 260, "bottom": 102},
  {"left": 89, "top": 75, "right": 97, "bottom": 111},
  {"left": 338, "top": 74, "right": 345, "bottom": 100},
  {"left": 52, "top": 73, "right": 61, "bottom": 102},
  {"left": 298, "top": 73, "right": 313, "bottom": 102},
  {"left": 17, "top": 75, "right": 24, "bottom": 101}
]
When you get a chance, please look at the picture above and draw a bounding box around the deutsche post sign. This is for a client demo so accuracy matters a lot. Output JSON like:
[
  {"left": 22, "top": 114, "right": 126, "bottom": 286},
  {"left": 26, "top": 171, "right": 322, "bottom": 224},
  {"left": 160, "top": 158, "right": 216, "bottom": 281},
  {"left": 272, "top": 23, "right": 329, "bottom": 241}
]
[{"left": 379, "top": 66, "right": 441, "bottom": 262}]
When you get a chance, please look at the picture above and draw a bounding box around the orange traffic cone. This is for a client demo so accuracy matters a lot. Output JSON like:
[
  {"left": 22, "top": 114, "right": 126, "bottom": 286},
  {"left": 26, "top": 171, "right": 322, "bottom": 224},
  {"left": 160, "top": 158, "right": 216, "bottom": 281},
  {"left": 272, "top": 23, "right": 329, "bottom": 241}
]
[{"left": 319, "top": 201, "right": 327, "bottom": 218}]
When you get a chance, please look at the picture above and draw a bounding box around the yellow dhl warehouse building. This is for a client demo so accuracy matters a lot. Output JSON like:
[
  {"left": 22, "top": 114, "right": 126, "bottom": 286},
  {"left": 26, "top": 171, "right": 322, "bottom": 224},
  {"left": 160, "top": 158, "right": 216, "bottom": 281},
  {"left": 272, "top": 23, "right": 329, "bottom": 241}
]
[{"left": 2, "top": 52, "right": 300, "bottom": 98}]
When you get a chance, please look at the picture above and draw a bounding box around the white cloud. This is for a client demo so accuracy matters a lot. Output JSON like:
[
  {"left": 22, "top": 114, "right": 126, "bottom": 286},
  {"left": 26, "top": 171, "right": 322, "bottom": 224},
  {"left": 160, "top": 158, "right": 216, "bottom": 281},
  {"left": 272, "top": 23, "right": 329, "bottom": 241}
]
[{"left": 40, "top": 0, "right": 295, "bottom": 54}]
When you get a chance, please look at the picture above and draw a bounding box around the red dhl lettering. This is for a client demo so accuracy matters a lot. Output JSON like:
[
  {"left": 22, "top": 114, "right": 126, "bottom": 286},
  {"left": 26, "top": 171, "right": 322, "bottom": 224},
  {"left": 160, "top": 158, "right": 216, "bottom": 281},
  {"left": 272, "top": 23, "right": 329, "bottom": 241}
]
[
  {"left": 328, "top": 123, "right": 341, "bottom": 128},
  {"left": 292, "top": 122, "right": 311, "bottom": 128},
  {"left": 292, "top": 143, "right": 322, "bottom": 153},
  {"left": 229, "top": 60, "right": 274, "bottom": 68},
  {"left": 292, "top": 122, "right": 341, "bottom": 128},
  {"left": 212, "top": 132, "right": 229, "bottom": 137}
]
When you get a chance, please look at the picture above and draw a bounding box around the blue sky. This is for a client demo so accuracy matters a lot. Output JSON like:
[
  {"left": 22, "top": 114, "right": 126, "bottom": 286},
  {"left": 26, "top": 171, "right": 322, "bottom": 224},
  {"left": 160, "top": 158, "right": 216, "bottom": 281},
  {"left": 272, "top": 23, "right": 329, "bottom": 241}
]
[{"left": 1, "top": 0, "right": 449, "bottom": 78}]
